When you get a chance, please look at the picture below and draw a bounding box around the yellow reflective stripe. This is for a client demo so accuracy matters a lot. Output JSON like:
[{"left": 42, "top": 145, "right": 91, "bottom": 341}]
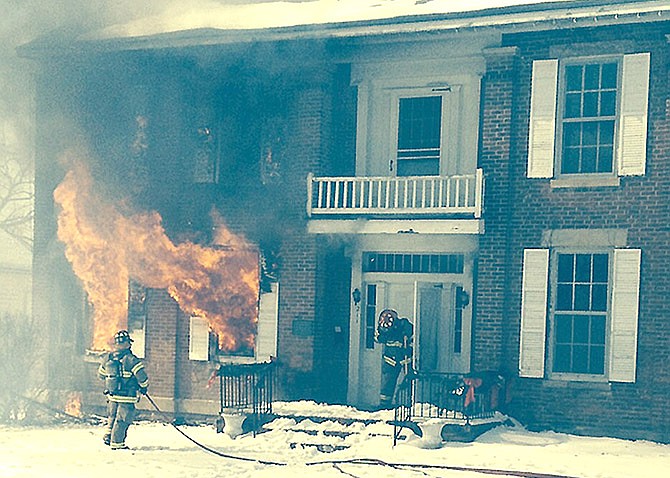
[
  {"left": 384, "top": 356, "right": 397, "bottom": 367},
  {"left": 131, "top": 362, "right": 145, "bottom": 375},
  {"left": 399, "top": 358, "right": 412, "bottom": 365},
  {"left": 385, "top": 342, "right": 404, "bottom": 347},
  {"left": 138, "top": 378, "right": 149, "bottom": 388},
  {"left": 108, "top": 395, "right": 139, "bottom": 403}
]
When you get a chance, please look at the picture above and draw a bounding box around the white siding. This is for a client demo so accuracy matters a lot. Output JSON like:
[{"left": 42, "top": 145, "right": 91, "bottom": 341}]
[
  {"left": 609, "top": 249, "right": 641, "bottom": 383},
  {"left": 519, "top": 249, "right": 549, "bottom": 378},
  {"left": 527, "top": 60, "right": 558, "bottom": 178},
  {"left": 617, "top": 53, "right": 650, "bottom": 176}
]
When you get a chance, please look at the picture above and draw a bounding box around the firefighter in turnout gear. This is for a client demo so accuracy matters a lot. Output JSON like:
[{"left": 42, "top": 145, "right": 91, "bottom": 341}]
[
  {"left": 375, "top": 309, "right": 414, "bottom": 408},
  {"left": 98, "top": 330, "right": 149, "bottom": 449}
]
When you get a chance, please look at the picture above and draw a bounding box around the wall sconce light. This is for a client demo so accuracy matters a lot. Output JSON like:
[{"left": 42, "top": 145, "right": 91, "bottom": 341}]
[{"left": 352, "top": 288, "right": 361, "bottom": 306}]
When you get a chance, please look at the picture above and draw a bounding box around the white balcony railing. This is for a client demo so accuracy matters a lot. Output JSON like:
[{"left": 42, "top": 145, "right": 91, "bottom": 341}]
[{"left": 307, "top": 169, "right": 483, "bottom": 218}]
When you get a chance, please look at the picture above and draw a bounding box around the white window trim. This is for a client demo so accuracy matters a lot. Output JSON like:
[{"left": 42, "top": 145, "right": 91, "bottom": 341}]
[
  {"left": 519, "top": 246, "right": 641, "bottom": 383},
  {"left": 547, "top": 248, "right": 612, "bottom": 382},
  {"left": 388, "top": 87, "right": 456, "bottom": 177},
  {"left": 527, "top": 53, "right": 649, "bottom": 182},
  {"left": 555, "top": 55, "right": 621, "bottom": 180}
]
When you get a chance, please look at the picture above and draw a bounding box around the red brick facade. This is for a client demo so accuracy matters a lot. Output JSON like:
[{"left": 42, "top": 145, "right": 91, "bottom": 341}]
[{"left": 28, "top": 6, "right": 670, "bottom": 443}]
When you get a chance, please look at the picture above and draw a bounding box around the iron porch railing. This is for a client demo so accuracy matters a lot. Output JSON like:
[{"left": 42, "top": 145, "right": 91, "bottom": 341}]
[
  {"left": 393, "top": 372, "right": 500, "bottom": 445},
  {"left": 216, "top": 361, "right": 275, "bottom": 435},
  {"left": 307, "top": 169, "right": 483, "bottom": 218}
]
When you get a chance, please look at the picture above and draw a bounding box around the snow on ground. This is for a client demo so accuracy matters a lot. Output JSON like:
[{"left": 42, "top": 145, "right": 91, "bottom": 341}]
[{"left": 1, "top": 400, "right": 669, "bottom": 478}]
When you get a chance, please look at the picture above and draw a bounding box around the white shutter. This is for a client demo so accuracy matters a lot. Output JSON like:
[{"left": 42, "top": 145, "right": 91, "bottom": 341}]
[
  {"left": 519, "top": 249, "right": 549, "bottom": 378},
  {"left": 617, "top": 53, "right": 650, "bottom": 176},
  {"left": 609, "top": 249, "right": 641, "bottom": 383},
  {"left": 527, "top": 60, "right": 558, "bottom": 178},
  {"left": 256, "top": 282, "right": 279, "bottom": 362},
  {"left": 189, "top": 316, "right": 210, "bottom": 361}
]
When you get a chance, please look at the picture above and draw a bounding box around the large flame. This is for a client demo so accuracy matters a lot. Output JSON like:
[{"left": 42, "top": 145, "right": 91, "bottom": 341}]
[{"left": 53, "top": 157, "right": 259, "bottom": 352}]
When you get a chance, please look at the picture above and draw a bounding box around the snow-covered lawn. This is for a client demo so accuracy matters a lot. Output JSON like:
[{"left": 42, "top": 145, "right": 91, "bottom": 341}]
[{"left": 1, "top": 400, "right": 668, "bottom": 478}]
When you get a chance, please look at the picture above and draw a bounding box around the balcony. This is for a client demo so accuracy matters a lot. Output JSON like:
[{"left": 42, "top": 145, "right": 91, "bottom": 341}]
[
  {"left": 307, "top": 169, "right": 483, "bottom": 218},
  {"left": 306, "top": 170, "right": 484, "bottom": 235}
]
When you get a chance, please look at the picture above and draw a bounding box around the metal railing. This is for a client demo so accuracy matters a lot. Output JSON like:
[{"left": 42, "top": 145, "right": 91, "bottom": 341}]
[
  {"left": 393, "top": 372, "right": 500, "bottom": 445},
  {"left": 217, "top": 361, "right": 275, "bottom": 434},
  {"left": 307, "top": 169, "right": 483, "bottom": 218}
]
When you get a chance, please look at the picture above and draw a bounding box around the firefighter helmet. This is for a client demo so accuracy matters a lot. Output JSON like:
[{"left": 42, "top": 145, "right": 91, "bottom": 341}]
[
  {"left": 378, "top": 309, "right": 398, "bottom": 329},
  {"left": 114, "top": 330, "right": 133, "bottom": 345}
]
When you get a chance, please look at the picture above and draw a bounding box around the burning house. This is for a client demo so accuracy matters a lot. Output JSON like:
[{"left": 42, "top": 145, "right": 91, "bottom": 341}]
[{"left": 20, "top": 0, "right": 670, "bottom": 442}]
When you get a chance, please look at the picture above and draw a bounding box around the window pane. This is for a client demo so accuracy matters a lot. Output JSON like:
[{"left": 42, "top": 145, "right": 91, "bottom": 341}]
[
  {"left": 584, "top": 64, "right": 601, "bottom": 90},
  {"left": 555, "top": 314, "right": 572, "bottom": 343},
  {"left": 562, "top": 149, "right": 580, "bottom": 174},
  {"left": 583, "top": 92, "right": 598, "bottom": 117},
  {"left": 591, "top": 315, "right": 606, "bottom": 345},
  {"left": 574, "top": 284, "right": 590, "bottom": 311},
  {"left": 589, "top": 345, "right": 605, "bottom": 374},
  {"left": 563, "top": 123, "right": 581, "bottom": 147},
  {"left": 397, "top": 158, "right": 440, "bottom": 176},
  {"left": 574, "top": 315, "right": 589, "bottom": 343},
  {"left": 398, "top": 96, "right": 442, "bottom": 149},
  {"left": 582, "top": 123, "right": 598, "bottom": 145},
  {"left": 557, "top": 284, "right": 574, "bottom": 310},
  {"left": 591, "top": 284, "right": 608, "bottom": 311},
  {"left": 573, "top": 345, "right": 589, "bottom": 373},
  {"left": 566, "top": 65, "right": 583, "bottom": 91},
  {"left": 600, "top": 121, "right": 615, "bottom": 145},
  {"left": 565, "top": 93, "right": 582, "bottom": 118},
  {"left": 554, "top": 344, "right": 571, "bottom": 372},
  {"left": 592, "top": 254, "right": 609, "bottom": 282},
  {"left": 600, "top": 91, "right": 616, "bottom": 116},
  {"left": 597, "top": 147, "right": 613, "bottom": 173},
  {"left": 601, "top": 62, "right": 618, "bottom": 89},
  {"left": 582, "top": 147, "right": 597, "bottom": 173},
  {"left": 557, "top": 254, "right": 574, "bottom": 282},
  {"left": 575, "top": 254, "right": 592, "bottom": 282}
]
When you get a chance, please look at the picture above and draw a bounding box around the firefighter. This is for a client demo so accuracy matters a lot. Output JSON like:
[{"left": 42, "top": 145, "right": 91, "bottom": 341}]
[
  {"left": 375, "top": 308, "right": 414, "bottom": 408},
  {"left": 98, "top": 330, "right": 149, "bottom": 450}
]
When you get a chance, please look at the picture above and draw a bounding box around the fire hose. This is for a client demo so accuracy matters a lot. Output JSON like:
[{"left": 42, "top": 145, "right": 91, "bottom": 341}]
[
  {"left": 142, "top": 392, "right": 286, "bottom": 466},
  {"left": 12, "top": 391, "right": 578, "bottom": 477},
  {"left": 143, "top": 394, "right": 579, "bottom": 478}
]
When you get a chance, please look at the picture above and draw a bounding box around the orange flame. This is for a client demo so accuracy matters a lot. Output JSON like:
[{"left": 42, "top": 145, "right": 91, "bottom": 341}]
[
  {"left": 54, "top": 156, "right": 259, "bottom": 352},
  {"left": 64, "top": 392, "right": 82, "bottom": 418}
]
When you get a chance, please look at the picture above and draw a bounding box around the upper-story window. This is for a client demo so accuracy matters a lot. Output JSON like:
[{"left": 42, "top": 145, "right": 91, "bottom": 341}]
[
  {"left": 560, "top": 60, "right": 618, "bottom": 175},
  {"left": 395, "top": 95, "right": 444, "bottom": 176},
  {"left": 527, "top": 53, "right": 650, "bottom": 183}
]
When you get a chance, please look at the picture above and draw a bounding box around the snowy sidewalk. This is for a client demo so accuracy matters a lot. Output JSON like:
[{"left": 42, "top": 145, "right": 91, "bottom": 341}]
[{"left": 1, "top": 401, "right": 668, "bottom": 478}]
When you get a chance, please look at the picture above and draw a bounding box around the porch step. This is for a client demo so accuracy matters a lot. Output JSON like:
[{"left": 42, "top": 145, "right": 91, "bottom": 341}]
[{"left": 261, "top": 415, "right": 405, "bottom": 452}]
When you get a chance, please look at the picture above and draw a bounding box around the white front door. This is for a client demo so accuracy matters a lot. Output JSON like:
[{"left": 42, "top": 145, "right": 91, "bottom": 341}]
[{"left": 356, "top": 278, "right": 471, "bottom": 407}]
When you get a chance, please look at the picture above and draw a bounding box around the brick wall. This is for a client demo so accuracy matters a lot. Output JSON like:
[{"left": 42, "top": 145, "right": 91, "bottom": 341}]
[
  {"left": 478, "top": 21, "right": 670, "bottom": 442},
  {"left": 475, "top": 46, "right": 519, "bottom": 373}
]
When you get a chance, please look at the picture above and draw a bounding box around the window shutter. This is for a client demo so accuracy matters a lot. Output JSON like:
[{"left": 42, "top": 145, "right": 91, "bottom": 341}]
[
  {"left": 256, "top": 282, "right": 279, "bottom": 362},
  {"left": 527, "top": 60, "right": 558, "bottom": 178},
  {"left": 519, "top": 249, "right": 549, "bottom": 378},
  {"left": 609, "top": 249, "right": 641, "bottom": 383},
  {"left": 617, "top": 53, "right": 650, "bottom": 176},
  {"left": 189, "top": 316, "right": 210, "bottom": 361}
]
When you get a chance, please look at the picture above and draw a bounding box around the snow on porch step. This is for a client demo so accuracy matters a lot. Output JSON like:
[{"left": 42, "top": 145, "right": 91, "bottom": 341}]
[{"left": 261, "top": 415, "right": 403, "bottom": 452}]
